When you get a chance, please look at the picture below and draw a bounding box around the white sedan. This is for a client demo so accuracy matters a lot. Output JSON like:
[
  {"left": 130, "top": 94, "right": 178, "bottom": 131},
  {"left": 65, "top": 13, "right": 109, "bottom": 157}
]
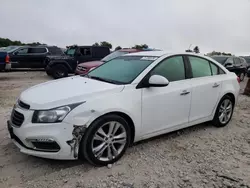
[{"left": 7, "top": 51, "right": 240, "bottom": 166}]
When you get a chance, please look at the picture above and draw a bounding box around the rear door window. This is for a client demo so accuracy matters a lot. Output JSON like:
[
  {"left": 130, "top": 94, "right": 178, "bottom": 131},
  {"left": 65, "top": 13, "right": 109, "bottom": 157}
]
[
  {"left": 188, "top": 56, "right": 212, "bottom": 78},
  {"left": 29, "top": 48, "right": 47, "bottom": 54},
  {"left": 80, "top": 47, "right": 92, "bottom": 56},
  {"left": 234, "top": 58, "right": 241, "bottom": 66}
]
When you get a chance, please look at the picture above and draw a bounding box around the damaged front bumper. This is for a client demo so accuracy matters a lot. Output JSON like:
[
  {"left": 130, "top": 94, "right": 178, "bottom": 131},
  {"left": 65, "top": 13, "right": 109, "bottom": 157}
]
[{"left": 8, "top": 119, "right": 87, "bottom": 160}]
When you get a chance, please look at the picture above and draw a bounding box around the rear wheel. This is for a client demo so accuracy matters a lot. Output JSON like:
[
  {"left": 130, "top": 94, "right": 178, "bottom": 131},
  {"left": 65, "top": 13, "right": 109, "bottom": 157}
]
[
  {"left": 80, "top": 114, "right": 131, "bottom": 166},
  {"left": 51, "top": 64, "right": 68, "bottom": 79},
  {"left": 212, "top": 95, "right": 234, "bottom": 127}
]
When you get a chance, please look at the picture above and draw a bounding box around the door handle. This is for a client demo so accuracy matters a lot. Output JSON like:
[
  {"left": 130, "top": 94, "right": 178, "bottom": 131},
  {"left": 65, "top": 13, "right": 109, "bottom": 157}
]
[
  {"left": 180, "top": 90, "right": 190, "bottom": 95},
  {"left": 212, "top": 83, "right": 220, "bottom": 88}
]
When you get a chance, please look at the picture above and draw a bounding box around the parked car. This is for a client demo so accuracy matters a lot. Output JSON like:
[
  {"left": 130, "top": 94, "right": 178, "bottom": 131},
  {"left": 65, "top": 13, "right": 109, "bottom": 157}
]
[
  {"left": 45, "top": 45, "right": 110, "bottom": 79},
  {"left": 7, "top": 51, "right": 240, "bottom": 166},
  {"left": 75, "top": 48, "right": 154, "bottom": 75},
  {"left": 6, "top": 45, "right": 64, "bottom": 69},
  {"left": 241, "top": 56, "right": 250, "bottom": 77},
  {"left": 211, "top": 56, "right": 247, "bottom": 81},
  {"left": 0, "top": 51, "right": 11, "bottom": 71}
]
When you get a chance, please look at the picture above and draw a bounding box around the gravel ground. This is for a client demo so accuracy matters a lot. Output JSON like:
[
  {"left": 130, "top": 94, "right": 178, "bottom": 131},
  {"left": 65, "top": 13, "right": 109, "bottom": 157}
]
[{"left": 0, "top": 71, "right": 250, "bottom": 188}]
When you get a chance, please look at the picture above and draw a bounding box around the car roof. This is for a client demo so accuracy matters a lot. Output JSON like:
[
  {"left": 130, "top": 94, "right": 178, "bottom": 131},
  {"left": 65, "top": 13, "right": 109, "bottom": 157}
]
[{"left": 124, "top": 51, "right": 209, "bottom": 58}]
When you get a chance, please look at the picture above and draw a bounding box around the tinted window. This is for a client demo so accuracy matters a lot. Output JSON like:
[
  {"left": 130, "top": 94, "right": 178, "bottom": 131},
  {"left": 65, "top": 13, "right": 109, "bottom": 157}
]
[
  {"left": 16, "top": 48, "right": 28, "bottom": 54},
  {"left": 225, "top": 57, "right": 234, "bottom": 65},
  {"left": 48, "top": 47, "right": 63, "bottom": 55},
  {"left": 80, "top": 48, "right": 91, "bottom": 56},
  {"left": 102, "top": 51, "right": 128, "bottom": 62},
  {"left": 211, "top": 56, "right": 228, "bottom": 65},
  {"left": 234, "top": 58, "right": 241, "bottom": 65},
  {"left": 210, "top": 63, "right": 219, "bottom": 75},
  {"left": 150, "top": 56, "right": 185, "bottom": 82},
  {"left": 87, "top": 56, "right": 156, "bottom": 84},
  {"left": 29, "top": 48, "right": 47, "bottom": 53},
  {"left": 189, "top": 56, "right": 211, "bottom": 78}
]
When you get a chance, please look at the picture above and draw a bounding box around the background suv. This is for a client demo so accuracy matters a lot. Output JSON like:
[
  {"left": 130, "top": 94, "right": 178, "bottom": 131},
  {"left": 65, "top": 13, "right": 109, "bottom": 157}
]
[
  {"left": 211, "top": 55, "right": 247, "bottom": 81},
  {"left": 9, "top": 45, "right": 64, "bottom": 69},
  {"left": 45, "top": 45, "right": 110, "bottom": 79},
  {"left": 75, "top": 48, "right": 158, "bottom": 75}
]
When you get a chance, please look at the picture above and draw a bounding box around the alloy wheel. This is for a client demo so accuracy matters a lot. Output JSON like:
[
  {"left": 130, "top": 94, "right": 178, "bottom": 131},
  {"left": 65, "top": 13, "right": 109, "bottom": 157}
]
[
  {"left": 218, "top": 99, "right": 233, "bottom": 124},
  {"left": 91, "top": 121, "right": 127, "bottom": 162}
]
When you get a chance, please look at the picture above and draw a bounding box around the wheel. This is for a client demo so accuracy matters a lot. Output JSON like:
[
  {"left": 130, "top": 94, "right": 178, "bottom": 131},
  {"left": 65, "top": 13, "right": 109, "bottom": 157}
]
[
  {"left": 212, "top": 95, "right": 234, "bottom": 127},
  {"left": 46, "top": 68, "right": 52, "bottom": 76},
  {"left": 80, "top": 114, "right": 131, "bottom": 166},
  {"left": 51, "top": 64, "right": 68, "bottom": 79},
  {"left": 239, "top": 72, "right": 245, "bottom": 81}
]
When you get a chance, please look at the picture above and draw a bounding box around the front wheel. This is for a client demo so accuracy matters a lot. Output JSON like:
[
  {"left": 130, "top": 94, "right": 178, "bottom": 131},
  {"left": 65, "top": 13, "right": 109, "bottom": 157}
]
[
  {"left": 51, "top": 64, "right": 68, "bottom": 79},
  {"left": 212, "top": 95, "right": 234, "bottom": 127},
  {"left": 80, "top": 114, "right": 131, "bottom": 166}
]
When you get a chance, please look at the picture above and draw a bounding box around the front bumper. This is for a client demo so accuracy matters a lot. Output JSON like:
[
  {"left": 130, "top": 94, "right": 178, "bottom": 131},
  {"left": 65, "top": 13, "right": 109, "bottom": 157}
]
[{"left": 7, "top": 107, "right": 77, "bottom": 160}]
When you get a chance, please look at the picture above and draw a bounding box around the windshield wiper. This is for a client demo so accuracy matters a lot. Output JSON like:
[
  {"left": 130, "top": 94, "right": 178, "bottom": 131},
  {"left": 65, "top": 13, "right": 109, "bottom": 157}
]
[{"left": 86, "top": 75, "right": 124, "bottom": 85}]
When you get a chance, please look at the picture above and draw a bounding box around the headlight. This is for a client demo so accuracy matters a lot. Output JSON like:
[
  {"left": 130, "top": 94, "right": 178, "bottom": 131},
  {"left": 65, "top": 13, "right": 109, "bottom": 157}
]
[{"left": 32, "top": 103, "right": 84, "bottom": 123}]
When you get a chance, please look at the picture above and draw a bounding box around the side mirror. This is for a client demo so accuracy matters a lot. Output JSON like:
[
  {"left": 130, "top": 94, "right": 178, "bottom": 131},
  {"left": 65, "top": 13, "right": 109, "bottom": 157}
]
[
  {"left": 148, "top": 75, "right": 169, "bottom": 87},
  {"left": 225, "top": 63, "right": 233, "bottom": 68}
]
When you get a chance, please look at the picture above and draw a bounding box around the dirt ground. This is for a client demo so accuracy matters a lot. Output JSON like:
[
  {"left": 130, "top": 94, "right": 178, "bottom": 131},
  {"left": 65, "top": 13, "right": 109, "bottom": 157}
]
[{"left": 0, "top": 71, "right": 250, "bottom": 188}]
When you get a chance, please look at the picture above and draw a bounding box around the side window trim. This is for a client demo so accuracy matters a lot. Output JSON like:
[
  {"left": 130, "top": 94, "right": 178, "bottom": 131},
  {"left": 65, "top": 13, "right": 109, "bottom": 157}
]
[
  {"left": 28, "top": 47, "right": 48, "bottom": 54},
  {"left": 136, "top": 55, "right": 187, "bottom": 89}
]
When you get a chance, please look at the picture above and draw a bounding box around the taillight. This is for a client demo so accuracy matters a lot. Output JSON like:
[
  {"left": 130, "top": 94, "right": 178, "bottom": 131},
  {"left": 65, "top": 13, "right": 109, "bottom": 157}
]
[
  {"left": 237, "top": 77, "right": 240, "bottom": 83},
  {"left": 5, "top": 55, "right": 10, "bottom": 64}
]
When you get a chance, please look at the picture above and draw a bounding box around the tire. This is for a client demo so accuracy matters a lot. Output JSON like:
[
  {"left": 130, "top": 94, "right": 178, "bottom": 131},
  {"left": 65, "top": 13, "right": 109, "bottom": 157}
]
[
  {"left": 212, "top": 95, "right": 234, "bottom": 127},
  {"left": 46, "top": 68, "right": 52, "bottom": 76},
  {"left": 51, "top": 64, "right": 68, "bottom": 79},
  {"left": 239, "top": 72, "right": 245, "bottom": 82},
  {"left": 80, "top": 114, "right": 131, "bottom": 166}
]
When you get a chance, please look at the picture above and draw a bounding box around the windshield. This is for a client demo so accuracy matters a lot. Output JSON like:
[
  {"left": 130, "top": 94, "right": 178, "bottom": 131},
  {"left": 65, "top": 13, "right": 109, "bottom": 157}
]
[
  {"left": 101, "top": 51, "right": 128, "bottom": 62},
  {"left": 211, "top": 56, "right": 228, "bottom": 65},
  {"left": 2, "top": 46, "right": 20, "bottom": 52},
  {"left": 86, "top": 56, "right": 157, "bottom": 84},
  {"left": 65, "top": 48, "right": 76, "bottom": 56}
]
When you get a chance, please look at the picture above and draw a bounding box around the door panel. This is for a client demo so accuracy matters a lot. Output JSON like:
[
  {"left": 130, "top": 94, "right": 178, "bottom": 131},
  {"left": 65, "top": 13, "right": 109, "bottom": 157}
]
[
  {"left": 189, "top": 76, "right": 222, "bottom": 121},
  {"left": 10, "top": 48, "right": 29, "bottom": 68},
  {"left": 188, "top": 56, "right": 222, "bottom": 122},
  {"left": 142, "top": 80, "right": 192, "bottom": 135}
]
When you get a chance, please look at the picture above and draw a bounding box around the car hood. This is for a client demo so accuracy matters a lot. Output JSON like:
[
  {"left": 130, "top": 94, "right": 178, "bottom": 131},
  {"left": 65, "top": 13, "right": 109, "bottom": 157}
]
[
  {"left": 78, "top": 61, "right": 104, "bottom": 68},
  {"left": 19, "top": 76, "right": 124, "bottom": 110}
]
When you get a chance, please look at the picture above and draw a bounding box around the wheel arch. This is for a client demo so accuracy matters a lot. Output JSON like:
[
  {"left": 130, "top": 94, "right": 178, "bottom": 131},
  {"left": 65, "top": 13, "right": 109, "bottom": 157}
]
[
  {"left": 86, "top": 111, "right": 136, "bottom": 146},
  {"left": 50, "top": 60, "right": 72, "bottom": 71}
]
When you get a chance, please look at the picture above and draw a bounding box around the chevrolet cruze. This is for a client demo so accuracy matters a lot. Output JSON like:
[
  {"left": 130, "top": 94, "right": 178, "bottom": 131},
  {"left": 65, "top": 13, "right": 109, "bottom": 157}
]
[{"left": 7, "top": 51, "right": 240, "bottom": 166}]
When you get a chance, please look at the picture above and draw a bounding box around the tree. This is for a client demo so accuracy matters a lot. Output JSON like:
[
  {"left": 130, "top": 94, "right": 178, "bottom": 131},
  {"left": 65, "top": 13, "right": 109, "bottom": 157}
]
[
  {"left": 115, "top": 46, "right": 122, "bottom": 51},
  {"left": 193, "top": 46, "right": 200, "bottom": 53},
  {"left": 132, "top": 44, "right": 148, "bottom": 50},
  {"left": 244, "top": 79, "right": 250, "bottom": 96},
  {"left": 92, "top": 41, "right": 112, "bottom": 49},
  {"left": 185, "top": 49, "right": 193, "bottom": 52},
  {"left": 92, "top": 42, "right": 100, "bottom": 46},
  {"left": 100, "top": 41, "right": 112, "bottom": 49}
]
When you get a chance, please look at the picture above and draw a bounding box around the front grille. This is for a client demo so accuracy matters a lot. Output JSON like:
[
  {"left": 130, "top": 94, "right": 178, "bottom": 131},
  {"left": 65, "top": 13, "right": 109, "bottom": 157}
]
[
  {"left": 18, "top": 100, "right": 30, "bottom": 110},
  {"left": 31, "top": 141, "right": 60, "bottom": 152},
  {"left": 11, "top": 110, "right": 24, "bottom": 127}
]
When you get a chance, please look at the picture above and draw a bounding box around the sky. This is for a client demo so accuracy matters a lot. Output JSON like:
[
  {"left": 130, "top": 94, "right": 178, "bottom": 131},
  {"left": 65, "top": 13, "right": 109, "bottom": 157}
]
[{"left": 0, "top": 0, "right": 250, "bottom": 55}]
